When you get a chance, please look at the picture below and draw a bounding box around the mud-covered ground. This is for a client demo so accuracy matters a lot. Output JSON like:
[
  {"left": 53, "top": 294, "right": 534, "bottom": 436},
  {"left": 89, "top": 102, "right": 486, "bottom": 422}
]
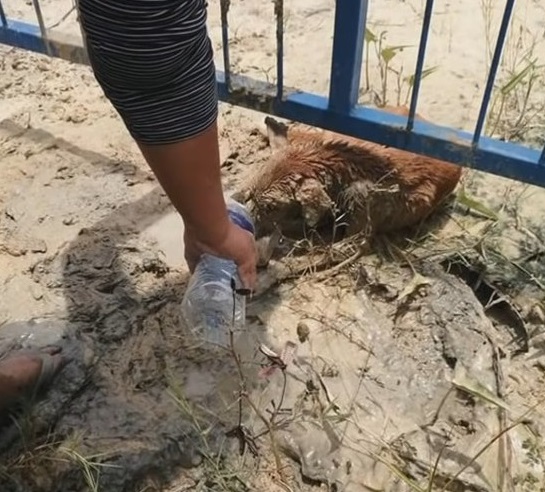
[{"left": 1, "top": 0, "right": 545, "bottom": 491}]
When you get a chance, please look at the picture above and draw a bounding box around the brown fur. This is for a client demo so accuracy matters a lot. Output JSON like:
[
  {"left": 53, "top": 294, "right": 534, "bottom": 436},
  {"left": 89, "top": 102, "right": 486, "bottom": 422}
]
[{"left": 239, "top": 105, "right": 463, "bottom": 239}]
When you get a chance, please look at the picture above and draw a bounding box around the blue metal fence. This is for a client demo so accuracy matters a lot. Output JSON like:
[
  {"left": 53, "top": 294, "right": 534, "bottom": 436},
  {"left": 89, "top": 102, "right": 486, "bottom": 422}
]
[{"left": 1, "top": 0, "right": 544, "bottom": 187}]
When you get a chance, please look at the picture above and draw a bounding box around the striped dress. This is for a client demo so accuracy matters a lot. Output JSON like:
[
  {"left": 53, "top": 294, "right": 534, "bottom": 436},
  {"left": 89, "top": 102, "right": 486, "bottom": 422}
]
[{"left": 76, "top": 0, "right": 218, "bottom": 145}]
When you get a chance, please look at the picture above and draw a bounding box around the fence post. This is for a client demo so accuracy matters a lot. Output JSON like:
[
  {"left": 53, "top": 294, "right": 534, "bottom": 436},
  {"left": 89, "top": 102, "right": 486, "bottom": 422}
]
[
  {"left": 0, "top": 0, "right": 7, "bottom": 27},
  {"left": 328, "top": 0, "right": 368, "bottom": 114},
  {"left": 407, "top": 0, "right": 435, "bottom": 131}
]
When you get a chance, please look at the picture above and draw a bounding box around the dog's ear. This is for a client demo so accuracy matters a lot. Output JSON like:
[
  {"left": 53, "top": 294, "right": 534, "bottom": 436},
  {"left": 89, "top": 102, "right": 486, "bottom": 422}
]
[
  {"left": 230, "top": 189, "right": 248, "bottom": 203},
  {"left": 256, "top": 229, "right": 282, "bottom": 267},
  {"left": 264, "top": 116, "right": 289, "bottom": 151}
]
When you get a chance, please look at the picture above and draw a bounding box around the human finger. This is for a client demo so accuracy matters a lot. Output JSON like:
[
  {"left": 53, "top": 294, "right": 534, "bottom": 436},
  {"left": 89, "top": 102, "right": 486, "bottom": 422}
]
[
  {"left": 237, "top": 243, "right": 257, "bottom": 290},
  {"left": 237, "top": 261, "right": 257, "bottom": 291}
]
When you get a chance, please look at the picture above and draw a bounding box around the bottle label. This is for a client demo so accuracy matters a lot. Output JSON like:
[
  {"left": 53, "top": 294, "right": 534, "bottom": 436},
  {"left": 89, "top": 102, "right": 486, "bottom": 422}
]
[{"left": 228, "top": 207, "right": 255, "bottom": 234}]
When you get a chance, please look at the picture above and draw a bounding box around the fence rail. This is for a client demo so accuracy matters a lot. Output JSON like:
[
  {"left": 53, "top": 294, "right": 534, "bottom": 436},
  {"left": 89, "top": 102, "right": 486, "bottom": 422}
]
[{"left": 1, "top": 0, "right": 544, "bottom": 187}]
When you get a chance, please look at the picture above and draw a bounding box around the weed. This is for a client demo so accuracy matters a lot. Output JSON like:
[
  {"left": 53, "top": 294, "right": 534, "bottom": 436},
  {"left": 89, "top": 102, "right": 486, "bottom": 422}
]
[
  {"left": 55, "top": 436, "right": 118, "bottom": 492},
  {"left": 1, "top": 432, "right": 118, "bottom": 492},
  {"left": 363, "top": 26, "right": 438, "bottom": 107},
  {"left": 480, "top": 0, "right": 495, "bottom": 72},
  {"left": 482, "top": 6, "right": 545, "bottom": 143}
]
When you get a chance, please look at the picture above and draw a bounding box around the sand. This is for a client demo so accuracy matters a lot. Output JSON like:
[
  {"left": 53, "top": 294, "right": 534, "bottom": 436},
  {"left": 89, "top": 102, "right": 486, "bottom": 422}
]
[{"left": 1, "top": 0, "right": 545, "bottom": 491}]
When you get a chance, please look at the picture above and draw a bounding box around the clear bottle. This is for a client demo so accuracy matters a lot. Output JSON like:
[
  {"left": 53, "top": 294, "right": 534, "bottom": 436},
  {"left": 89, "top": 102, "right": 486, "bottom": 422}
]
[{"left": 181, "top": 199, "right": 254, "bottom": 348}]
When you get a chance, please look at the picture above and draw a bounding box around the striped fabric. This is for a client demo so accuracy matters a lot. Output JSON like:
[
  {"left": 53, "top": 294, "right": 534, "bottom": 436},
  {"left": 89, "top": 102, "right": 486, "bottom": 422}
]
[{"left": 76, "top": 0, "right": 218, "bottom": 145}]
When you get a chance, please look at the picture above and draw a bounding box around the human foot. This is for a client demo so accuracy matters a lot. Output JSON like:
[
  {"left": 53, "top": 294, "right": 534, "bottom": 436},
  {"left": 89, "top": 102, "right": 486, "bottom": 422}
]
[{"left": 0, "top": 346, "right": 67, "bottom": 412}]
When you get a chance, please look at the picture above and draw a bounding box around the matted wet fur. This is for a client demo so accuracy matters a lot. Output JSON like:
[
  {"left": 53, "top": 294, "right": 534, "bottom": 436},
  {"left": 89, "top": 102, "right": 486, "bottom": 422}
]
[{"left": 237, "top": 105, "right": 463, "bottom": 241}]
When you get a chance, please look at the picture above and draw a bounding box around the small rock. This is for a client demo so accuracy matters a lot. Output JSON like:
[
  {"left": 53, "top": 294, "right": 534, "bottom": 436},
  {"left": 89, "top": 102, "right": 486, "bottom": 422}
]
[
  {"left": 4, "top": 206, "right": 18, "bottom": 221},
  {"left": 11, "top": 59, "right": 29, "bottom": 71},
  {"left": 66, "top": 110, "right": 87, "bottom": 124},
  {"left": 30, "top": 284, "right": 43, "bottom": 300},
  {"left": 528, "top": 304, "right": 545, "bottom": 325},
  {"left": 2, "top": 234, "right": 48, "bottom": 255},
  {"left": 23, "top": 148, "right": 36, "bottom": 158},
  {"left": 297, "top": 320, "right": 310, "bottom": 343},
  {"left": 3, "top": 244, "right": 26, "bottom": 256},
  {"left": 30, "top": 239, "right": 48, "bottom": 254}
]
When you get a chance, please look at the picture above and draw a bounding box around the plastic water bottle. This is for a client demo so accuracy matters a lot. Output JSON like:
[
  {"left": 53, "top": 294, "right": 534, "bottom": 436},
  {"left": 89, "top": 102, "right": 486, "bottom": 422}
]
[{"left": 181, "top": 199, "right": 254, "bottom": 348}]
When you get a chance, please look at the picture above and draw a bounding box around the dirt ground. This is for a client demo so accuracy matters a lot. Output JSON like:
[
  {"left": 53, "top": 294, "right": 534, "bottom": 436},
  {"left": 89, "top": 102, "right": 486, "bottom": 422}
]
[{"left": 1, "top": 0, "right": 545, "bottom": 491}]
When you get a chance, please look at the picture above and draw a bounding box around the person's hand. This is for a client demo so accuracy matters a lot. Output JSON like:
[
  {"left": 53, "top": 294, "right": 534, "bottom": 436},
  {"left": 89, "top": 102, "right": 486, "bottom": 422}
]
[{"left": 184, "top": 222, "right": 258, "bottom": 290}]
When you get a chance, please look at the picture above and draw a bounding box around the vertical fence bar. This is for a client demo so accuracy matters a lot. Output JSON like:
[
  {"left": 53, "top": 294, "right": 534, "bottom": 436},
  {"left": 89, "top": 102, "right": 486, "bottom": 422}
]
[
  {"left": 472, "top": 0, "right": 515, "bottom": 146},
  {"left": 407, "top": 0, "right": 435, "bottom": 131},
  {"left": 274, "top": 0, "right": 284, "bottom": 99},
  {"left": 220, "top": 0, "right": 231, "bottom": 90},
  {"left": 328, "top": 0, "right": 368, "bottom": 113},
  {"left": 0, "top": 0, "right": 7, "bottom": 28},
  {"left": 31, "top": 0, "right": 51, "bottom": 55}
]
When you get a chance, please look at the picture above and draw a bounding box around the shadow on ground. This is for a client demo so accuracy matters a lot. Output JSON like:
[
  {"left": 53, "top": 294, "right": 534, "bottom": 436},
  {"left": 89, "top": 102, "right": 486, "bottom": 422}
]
[{"left": 0, "top": 120, "right": 277, "bottom": 492}]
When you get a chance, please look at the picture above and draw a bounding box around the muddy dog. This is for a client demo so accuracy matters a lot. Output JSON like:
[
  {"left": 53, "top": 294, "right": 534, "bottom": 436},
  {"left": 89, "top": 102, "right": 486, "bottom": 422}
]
[{"left": 237, "top": 105, "right": 463, "bottom": 242}]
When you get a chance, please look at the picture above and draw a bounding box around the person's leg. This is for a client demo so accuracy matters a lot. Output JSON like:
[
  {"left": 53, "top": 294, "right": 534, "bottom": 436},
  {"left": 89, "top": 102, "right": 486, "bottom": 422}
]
[
  {"left": 76, "top": 0, "right": 257, "bottom": 287},
  {"left": 137, "top": 123, "right": 229, "bottom": 262}
]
